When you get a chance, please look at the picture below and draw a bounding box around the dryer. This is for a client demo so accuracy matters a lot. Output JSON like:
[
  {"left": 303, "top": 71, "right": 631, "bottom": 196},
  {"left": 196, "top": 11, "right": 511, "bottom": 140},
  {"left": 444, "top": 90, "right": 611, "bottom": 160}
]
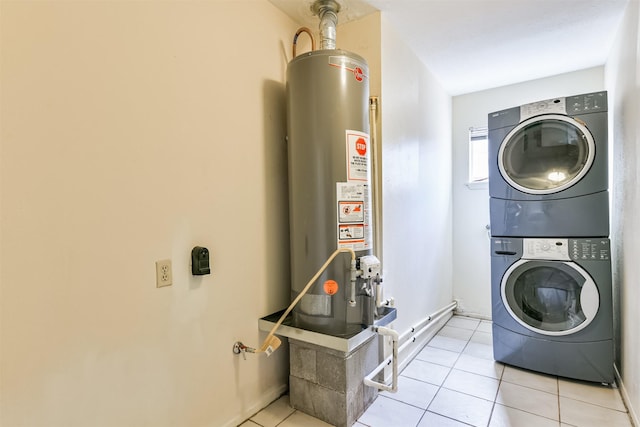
[
  {"left": 491, "top": 237, "right": 613, "bottom": 384},
  {"left": 489, "top": 91, "right": 609, "bottom": 237}
]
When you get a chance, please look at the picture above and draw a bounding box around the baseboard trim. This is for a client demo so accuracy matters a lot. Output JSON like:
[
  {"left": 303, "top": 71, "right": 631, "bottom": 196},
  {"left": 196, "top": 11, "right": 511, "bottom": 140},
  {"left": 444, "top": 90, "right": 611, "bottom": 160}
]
[
  {"left": 614, "top": 364, "right": 639, "bottom": 426},
  {"left": 453, "top": 308, "right": 491, "bottom": 321},
  {"left": 223, "top": 383, "right": 288, "bottom": 427}
]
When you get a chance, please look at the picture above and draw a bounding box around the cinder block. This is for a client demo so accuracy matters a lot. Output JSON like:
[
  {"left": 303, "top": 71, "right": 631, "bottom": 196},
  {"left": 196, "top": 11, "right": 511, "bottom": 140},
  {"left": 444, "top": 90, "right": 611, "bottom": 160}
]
[
  {"left": 288, "top": 335, "right": 380, "bottom": 427},
  {"left": 290, "top": 342, "right": 316, "bottom": 382},
  {"left": 289, "top": 376, "right": 348, "bottom": 427},
  {"left": 317, "top": 350, "right": 347, "bottom": 392},
  {"left": 289, "top": 375, "right": 314, "bottom": 415}
]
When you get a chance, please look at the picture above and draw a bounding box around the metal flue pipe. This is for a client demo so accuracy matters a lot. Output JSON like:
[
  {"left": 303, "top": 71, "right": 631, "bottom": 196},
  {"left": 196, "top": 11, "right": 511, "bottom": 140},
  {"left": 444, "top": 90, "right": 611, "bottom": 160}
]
[{"left": 312, "top": 0, "right": 340, "bottom": 50}]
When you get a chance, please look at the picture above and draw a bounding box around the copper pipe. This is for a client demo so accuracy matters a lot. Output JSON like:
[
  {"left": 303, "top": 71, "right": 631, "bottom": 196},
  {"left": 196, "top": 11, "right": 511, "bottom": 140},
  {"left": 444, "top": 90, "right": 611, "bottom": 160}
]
[{"left": 292, "top": 27, "right": 315, "bottom": 58}]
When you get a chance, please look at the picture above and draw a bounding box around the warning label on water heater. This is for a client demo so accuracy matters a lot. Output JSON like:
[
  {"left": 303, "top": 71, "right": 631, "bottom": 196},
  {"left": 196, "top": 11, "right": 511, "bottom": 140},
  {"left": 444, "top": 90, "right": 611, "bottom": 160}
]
[
  {"left": 346, "top": 130, "right": 369, "bottom": 182},
  {"left": 336, "top": 182, "right": 372, "bottom": 251}
]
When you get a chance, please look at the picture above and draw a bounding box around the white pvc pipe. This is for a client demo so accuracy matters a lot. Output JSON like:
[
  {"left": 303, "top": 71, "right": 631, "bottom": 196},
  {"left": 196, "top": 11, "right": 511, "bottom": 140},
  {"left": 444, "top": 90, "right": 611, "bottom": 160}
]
[
  {"left": 348, "top": 258, "right": 357, "bottom": 307},
  {"left": 398, "top": 301, "right": 458, "bottom": 344},
  {"left": 367, "top": 326, "right": 399, "bottom": 392},
  {"left": 364, "top": 301, "right": 458, "bottom": 392},
  {"left": 375, "top": 282, "right": 393, "bottom": 308}
]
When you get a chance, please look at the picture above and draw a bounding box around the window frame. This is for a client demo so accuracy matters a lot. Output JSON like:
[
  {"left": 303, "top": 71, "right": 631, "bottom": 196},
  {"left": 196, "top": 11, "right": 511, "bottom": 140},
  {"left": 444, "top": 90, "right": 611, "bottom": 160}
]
[{"left": 466, "top": 126, "right": 489, "bottom": 189}]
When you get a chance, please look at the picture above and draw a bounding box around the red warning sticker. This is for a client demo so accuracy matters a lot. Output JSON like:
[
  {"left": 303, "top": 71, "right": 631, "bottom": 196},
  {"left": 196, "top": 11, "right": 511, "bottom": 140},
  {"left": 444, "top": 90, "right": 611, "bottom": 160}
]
[
  {"left": 336, "top": 182, "right": 372, "bottom": 252},
  {"left": 355, "top": 137, "right": 367, "bottom": 155},
  {"left": 346, "top": 130, "right": 369, "bottom": 182},
  {"left": 339, "top": 201, "right": 364, "bottom": 222}
]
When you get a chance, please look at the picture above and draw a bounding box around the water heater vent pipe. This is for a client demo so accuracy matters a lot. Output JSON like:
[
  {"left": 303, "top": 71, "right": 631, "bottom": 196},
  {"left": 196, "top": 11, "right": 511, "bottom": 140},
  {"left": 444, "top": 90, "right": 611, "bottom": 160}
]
[{"left": 312, "top": 0, "right": 340, "bottom": 50}]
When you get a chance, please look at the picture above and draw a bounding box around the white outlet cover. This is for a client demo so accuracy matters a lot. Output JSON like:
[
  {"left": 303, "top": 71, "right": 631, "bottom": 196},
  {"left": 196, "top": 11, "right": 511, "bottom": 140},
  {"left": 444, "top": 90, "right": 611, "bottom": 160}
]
[{"left": 155, "top": 259, "right": 173, "bottom": 288}]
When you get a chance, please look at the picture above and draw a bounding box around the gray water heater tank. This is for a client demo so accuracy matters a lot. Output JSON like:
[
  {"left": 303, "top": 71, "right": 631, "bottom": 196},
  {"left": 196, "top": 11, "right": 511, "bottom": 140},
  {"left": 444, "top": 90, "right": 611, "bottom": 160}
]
[{"left": 286, "top": 49, "right": 372, "bottom": 337}]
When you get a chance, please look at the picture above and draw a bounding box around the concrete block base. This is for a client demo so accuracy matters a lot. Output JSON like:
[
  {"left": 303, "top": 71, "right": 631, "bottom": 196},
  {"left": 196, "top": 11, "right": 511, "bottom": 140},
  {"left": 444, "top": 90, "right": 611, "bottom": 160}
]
[{"left": 289, "top": 335, "right": 379, "bottom": 427}]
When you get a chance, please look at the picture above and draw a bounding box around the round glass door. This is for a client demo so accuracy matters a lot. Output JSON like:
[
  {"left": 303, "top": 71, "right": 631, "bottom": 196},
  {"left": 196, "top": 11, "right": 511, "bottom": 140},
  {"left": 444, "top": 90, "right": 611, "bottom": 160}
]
[
  {"left": 498, "top": 114, "right": 595, "bottom": 194},
  {"left": 501, "top": 260, "right": 599, "bottom": 336}
]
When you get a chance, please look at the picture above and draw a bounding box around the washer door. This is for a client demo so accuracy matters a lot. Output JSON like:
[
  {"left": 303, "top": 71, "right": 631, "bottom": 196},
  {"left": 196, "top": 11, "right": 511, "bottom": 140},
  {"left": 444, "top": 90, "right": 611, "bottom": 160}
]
[
  {"left": 498, "top": 114, "right": 595, "bottom": 194},
  {"left": 501, "top": 259, "right": 599, "bottom": 336}
]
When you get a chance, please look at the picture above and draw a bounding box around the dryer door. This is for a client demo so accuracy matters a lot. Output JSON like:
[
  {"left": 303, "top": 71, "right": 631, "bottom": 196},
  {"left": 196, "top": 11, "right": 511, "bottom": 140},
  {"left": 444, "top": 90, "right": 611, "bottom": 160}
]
[
  {"left": 498, "top": 114, "right": 595, "bottom": 195},
  {"left": 501, "top": 259, "right": 599, "bottom": 336}
]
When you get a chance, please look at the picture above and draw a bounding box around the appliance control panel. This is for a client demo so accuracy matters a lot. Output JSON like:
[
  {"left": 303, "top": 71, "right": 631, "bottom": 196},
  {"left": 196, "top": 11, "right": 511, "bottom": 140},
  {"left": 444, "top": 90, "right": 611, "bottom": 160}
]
[
  {"left": 523, "top": 238, "right": 570, "bottom": 260},
  {"left": 520, "top": 97, "right": 567, "bottom": 120},
  {"left": 569, "top": 239, "right": 610, "bottom": 261},
  {"left": 566, "top": 91, "right": 608, "bottom": 114},
  {"left": 519, "top": 91, "right": 607, "bottom": 121}
]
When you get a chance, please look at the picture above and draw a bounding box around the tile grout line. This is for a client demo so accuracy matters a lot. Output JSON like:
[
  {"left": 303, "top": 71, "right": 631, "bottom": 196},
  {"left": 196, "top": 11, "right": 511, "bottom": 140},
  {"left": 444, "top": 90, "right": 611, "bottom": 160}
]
[
  {"left": 557, "top": 376, "right": 562, "bottom": 425},
  {"left": 486, "top": 357, "right": 506, "bottom": 427},
  {"left": 381, "top": 321, "right": 469, "bottom": 427},
  {"left": 412, "top": 399, "right": 428, "bottom": 427},
  {"left": 495, "top": 374, "right": 569, "bottom": 423},
  {"left": 421, "top": 330, "right": 473, "bottom": 426},
  {"left": 366, "top": 318, "right": 496, "bottom": 427},
  {"left": 386, "top": 331, "right": 468, "bottom": 424},
  {"left": 274, "top": 407, "right": 297, "bottom": 427}
]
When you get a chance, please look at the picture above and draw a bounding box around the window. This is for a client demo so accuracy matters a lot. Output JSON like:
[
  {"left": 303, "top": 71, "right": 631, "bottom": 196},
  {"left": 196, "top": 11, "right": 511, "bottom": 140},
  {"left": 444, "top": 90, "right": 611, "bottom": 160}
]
[{"left": 468, "top": 127, "right": 488, "bottom": 186}]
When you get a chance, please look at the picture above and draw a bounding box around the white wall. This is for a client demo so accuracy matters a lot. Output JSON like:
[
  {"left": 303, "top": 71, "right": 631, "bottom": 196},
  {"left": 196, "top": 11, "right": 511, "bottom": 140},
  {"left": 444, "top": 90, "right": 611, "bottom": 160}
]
[
  {"left": 339, "top": 13, "right": 383, "bottom": 258},
  {"left": 0, "top": 2, "right": 298, "bottom": 426},
  {"left": 380, "top": 18, "right": 453, "bottom": 342},
  {"left": 605, "top": 0, "right": 640, "bottom": 424},
  {"left": 451, "top": 68, "right": 605, "bottom": 318}
]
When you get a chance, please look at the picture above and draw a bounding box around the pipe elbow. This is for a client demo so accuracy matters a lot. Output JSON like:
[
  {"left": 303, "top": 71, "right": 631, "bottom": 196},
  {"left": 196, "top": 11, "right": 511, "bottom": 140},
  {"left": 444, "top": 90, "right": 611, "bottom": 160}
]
[{"left": 376, "top": 326, "right": 399, "bottom": 341}]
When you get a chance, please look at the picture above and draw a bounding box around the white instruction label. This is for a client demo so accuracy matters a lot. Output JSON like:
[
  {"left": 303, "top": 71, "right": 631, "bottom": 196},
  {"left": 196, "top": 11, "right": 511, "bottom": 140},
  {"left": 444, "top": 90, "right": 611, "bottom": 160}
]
[
  {"left": 336, "top": 182, "right": 372, "bottom": 251},
  {"left": 346, "top": 130, "right": 370, "bottom": 182}
]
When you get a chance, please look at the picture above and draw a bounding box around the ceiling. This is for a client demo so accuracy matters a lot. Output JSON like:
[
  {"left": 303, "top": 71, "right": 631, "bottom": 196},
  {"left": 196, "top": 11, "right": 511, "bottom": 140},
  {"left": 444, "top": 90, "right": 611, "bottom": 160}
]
[{"left": 269, "top": 0, "right": 630, "bottom": 95}]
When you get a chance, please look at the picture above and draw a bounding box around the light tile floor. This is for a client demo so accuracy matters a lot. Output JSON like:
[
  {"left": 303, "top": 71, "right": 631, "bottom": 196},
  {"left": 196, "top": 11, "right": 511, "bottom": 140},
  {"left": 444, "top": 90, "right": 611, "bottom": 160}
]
[{"left": 242, "top": 315, "right": 634, "bottom": 427}]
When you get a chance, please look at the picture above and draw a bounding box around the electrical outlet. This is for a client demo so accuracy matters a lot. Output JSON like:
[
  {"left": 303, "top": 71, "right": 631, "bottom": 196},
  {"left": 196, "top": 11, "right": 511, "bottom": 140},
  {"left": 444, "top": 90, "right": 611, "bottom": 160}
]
[{"left": 156, "top": 259, "right": 173, "bottom": 288}]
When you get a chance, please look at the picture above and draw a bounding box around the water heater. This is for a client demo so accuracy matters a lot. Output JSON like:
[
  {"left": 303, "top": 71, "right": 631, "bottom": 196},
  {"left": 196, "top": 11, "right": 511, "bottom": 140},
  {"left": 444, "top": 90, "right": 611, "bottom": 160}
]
[{"left": 286, "top": 23, "right": 373, "bottom": 336}]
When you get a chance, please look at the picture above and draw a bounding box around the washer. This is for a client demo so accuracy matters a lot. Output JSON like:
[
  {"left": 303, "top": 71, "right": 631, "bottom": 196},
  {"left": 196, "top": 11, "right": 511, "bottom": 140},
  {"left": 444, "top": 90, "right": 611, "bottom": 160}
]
[
  {"left": 489, "top": 91, "right": 608, "bottom": 237},
  {"left": 491, "top": 237, "right": 613, "bottom": 384}
]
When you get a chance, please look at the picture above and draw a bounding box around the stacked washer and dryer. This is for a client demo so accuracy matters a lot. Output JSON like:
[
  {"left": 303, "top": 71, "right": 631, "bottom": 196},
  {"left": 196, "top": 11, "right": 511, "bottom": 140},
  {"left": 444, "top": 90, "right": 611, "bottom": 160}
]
[{"left": 488, "top": 91, "right": 614, "bottom": 384}]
